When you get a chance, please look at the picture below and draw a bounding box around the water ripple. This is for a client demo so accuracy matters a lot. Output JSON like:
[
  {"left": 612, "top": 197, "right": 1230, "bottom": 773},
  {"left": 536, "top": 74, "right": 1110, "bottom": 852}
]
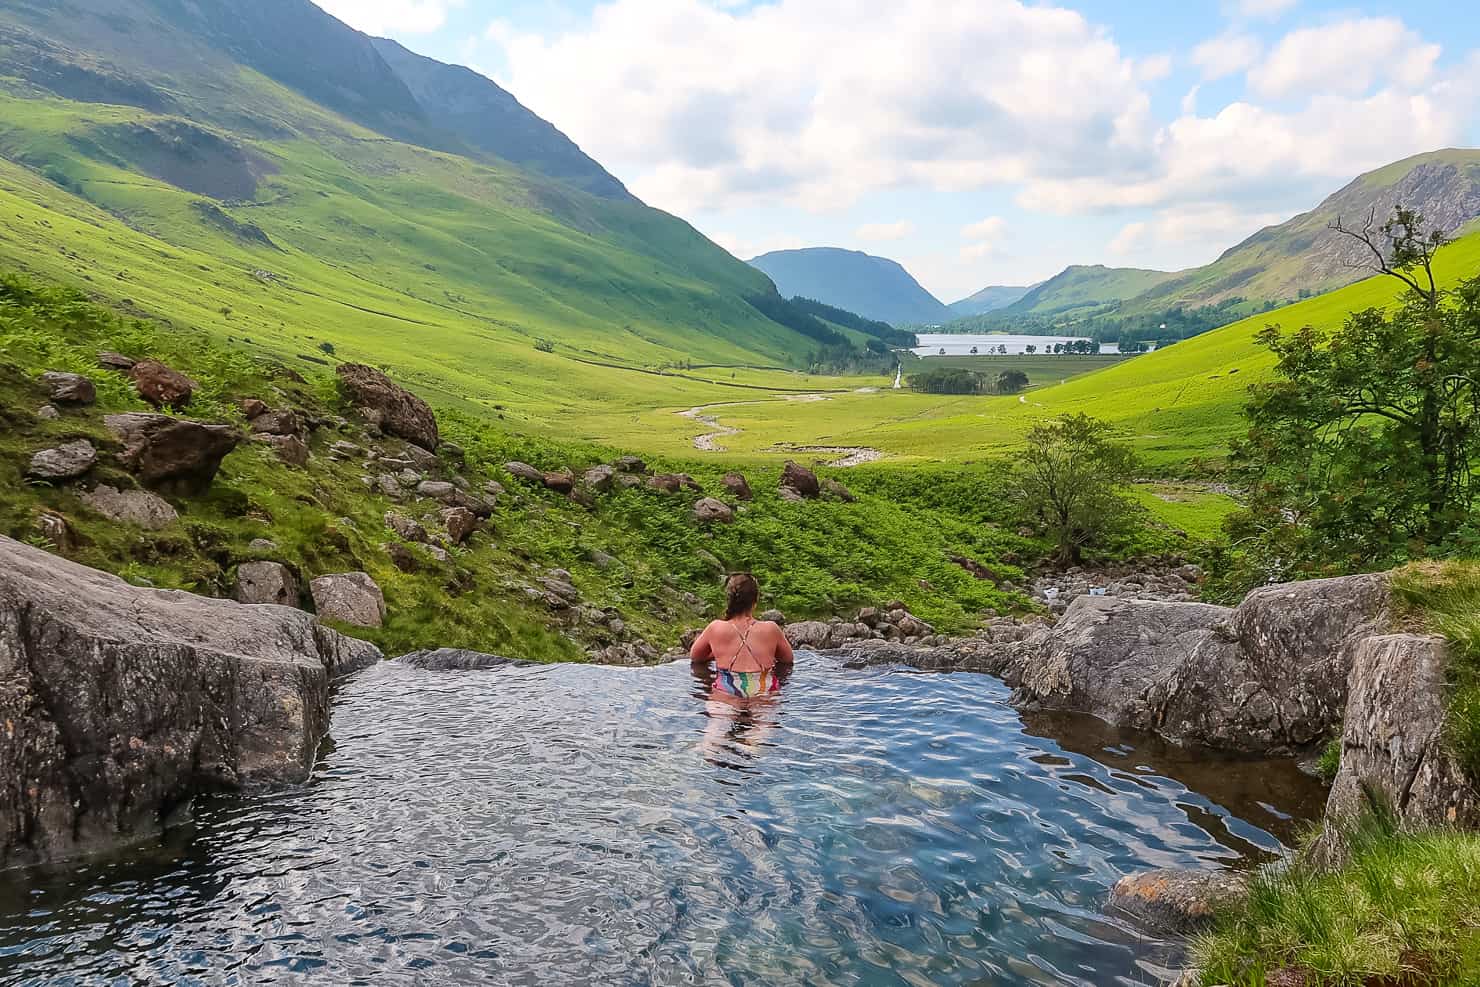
[{"left": 0, "top": 657, "right": 1326, "bottom": 986}]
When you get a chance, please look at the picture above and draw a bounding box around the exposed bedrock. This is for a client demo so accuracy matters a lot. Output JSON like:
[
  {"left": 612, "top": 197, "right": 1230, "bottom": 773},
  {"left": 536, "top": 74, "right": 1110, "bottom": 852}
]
[{"left": 0, "top": 536, "right": 381, "bottom": 870}]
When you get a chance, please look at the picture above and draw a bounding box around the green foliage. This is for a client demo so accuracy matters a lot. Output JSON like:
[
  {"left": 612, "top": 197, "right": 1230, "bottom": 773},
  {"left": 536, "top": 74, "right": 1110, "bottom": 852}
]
[
  {"left": 908, "top": 367, "right": 987, "bottom": 395},
  {"left": 1390, "top": 561, "right": 1480, "bottom": 781},
  {"left": 1315, "top": 733, "right": 1343, "bottom": 783},
  {"left": 1219, "top": 214, "right": 1480, "bottom": 592},
  {"left": 995, "top": 370, "right": 1029, "bottom": 394},
  {"left": 788, "top": 296, "right": 917, "bottom": 347},
  {"left": 1014, "top": 414, "right": 1141, "bottom": 564},
  {"left": 1194, "top": 808, "right": 1480, "bottom": 986}
]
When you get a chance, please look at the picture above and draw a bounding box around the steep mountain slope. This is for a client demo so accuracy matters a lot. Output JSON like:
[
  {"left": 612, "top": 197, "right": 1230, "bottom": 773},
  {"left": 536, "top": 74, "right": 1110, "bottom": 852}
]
[
  {"left": 371, "top": 38, "right": 630, "bottom": 201},
  {"left": 748, "top": 248, "right": 951, "bottom": 326},
  {"left": 948, "top": 285, "right": 1031, "bottom": 317},
  {"left": 997, "top": 265, "right": 1176, "bottom": 319},
  {"left": 1130, "top": 149, "right": 1480, "bottom": 316},
  {"left": 0, "top": 0, "right": 833, "bottom": 414}
]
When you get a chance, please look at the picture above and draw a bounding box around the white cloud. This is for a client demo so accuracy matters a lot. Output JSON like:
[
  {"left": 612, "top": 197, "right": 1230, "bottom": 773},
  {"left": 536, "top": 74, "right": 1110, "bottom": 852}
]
[
  {"left": 1252, "top": 18, "right": 1440, "bottom": 100},
  {"left": 855, "top": 220, "right": 915, "bottom": 242},
  {"left": 1230, "top": 0, "right": 1298, "bottom": 19},
  {"left": 1191, "top": 33, "right": 1262, "bottom": 80},
  {"left": 1108, "top": 204, "right": 1287, "bottom": 257},
  {"left": 315, "top": 0, "right": 462, "bottom": 35},
  {"left": 962, "top": 216, "right": 1007, "bottom": 241},
  {"left": 486, "top": 0, "right": 1159, "bottom": 215}
]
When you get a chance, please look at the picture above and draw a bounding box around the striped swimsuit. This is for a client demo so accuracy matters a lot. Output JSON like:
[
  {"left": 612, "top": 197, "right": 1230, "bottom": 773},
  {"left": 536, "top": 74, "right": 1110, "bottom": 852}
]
[{"left": 714, "top": 620, "right": 781, "bottom": 698}]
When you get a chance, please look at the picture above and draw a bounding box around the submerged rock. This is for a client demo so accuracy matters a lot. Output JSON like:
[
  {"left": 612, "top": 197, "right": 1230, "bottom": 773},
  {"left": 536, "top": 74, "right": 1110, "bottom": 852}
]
[
  {"left": 396, "top": 649, "right": 532, "bottom": 671},
  {"left": 0, "top": 535, "right": 380, "bottom": 869},
  {"left": 1109, "top": 869, "right": 1248, "bottom": 934},
  {"left": 336, "top": 364, "right": 439, "bottom": 450}
]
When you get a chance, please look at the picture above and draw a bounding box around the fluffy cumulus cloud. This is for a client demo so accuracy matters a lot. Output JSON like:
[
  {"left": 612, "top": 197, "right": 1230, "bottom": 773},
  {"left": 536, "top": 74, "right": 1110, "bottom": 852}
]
[
  {"left": 1192, "top": 33, "right": 1262, "bottom": 81},
  {"left": 1251, "top": 18, "right": 1440, "bottom": 100},
  {"left": 316, "top": 0, "right": 462, "bottom": 35},
  {"left": 1109, "top": 204, "right": 1288, "bottom": 257},
  {"left": 488, "top": 0, "right": 1159, "bottom": 215}
]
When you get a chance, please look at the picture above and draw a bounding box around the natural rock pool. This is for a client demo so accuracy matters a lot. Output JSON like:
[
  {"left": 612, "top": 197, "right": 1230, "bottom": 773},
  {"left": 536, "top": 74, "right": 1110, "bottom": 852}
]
[{"left": 0, "top": 657, "right": 1326, "bottom": 985}]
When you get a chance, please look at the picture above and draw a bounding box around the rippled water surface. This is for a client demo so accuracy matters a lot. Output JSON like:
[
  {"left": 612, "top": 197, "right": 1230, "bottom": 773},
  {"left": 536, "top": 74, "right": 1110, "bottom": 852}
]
[{"left": 0, "top": 658, "right": 1326, "bottom": 985}]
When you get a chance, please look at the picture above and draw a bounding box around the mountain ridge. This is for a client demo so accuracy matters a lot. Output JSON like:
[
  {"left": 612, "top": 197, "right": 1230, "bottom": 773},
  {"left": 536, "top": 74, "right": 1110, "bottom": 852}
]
[{"left": 747, "top": 247, "right": 951, "bottom": 326}]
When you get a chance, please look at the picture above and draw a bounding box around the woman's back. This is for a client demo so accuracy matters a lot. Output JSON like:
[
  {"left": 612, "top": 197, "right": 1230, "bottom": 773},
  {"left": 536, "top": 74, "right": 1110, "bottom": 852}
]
[{"left": 701, "top": 618, "right": 789, "bottom": 673}]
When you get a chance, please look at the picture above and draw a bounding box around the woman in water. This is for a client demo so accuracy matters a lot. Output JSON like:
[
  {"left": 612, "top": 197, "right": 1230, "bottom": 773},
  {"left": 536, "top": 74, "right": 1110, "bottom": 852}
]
[{"left": 689, "top": 572, "right": 795, "bottom": 697}]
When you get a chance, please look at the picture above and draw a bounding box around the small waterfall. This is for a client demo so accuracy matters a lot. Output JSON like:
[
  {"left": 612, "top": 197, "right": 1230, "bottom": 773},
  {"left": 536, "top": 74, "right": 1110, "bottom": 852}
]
[{"left": 893, "top": 365, "right": 903, "bottom": 389}]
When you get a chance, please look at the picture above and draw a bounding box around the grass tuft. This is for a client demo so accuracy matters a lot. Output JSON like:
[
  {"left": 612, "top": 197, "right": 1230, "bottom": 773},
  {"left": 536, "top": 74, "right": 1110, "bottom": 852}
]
[{"left": 1195, "top": 809, "right": 1480, "bottom": 986}]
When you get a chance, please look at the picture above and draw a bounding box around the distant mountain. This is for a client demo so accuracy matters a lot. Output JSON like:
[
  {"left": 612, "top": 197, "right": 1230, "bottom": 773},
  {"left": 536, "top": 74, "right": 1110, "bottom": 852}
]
[
  {"left": 747, "top": 248, "right": 951, "bottom": 326},
  {"left": 948, "top": 285, "right": 1031, "bottom": 317},
  {"left": 998, "top": 265, "right": 1176, "bottom": 319},
  {"left": 371, "top": 38, "right": 630, "bottom": 200},
  {"left": 1127, "top": 149, "right": 1480, "bottom": 316}
]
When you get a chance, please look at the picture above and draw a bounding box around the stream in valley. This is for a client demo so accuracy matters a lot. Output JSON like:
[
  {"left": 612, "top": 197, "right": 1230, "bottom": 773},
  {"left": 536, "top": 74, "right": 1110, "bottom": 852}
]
[{"left": 0, "top": 657, "right": 1325, "bottom": 986}]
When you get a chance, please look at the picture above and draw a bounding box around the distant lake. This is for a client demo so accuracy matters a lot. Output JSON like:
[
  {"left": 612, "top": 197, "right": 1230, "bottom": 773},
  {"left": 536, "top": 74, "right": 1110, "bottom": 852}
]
[{"left": 913, "top": 333, "right": 1138, "bottom": 356}]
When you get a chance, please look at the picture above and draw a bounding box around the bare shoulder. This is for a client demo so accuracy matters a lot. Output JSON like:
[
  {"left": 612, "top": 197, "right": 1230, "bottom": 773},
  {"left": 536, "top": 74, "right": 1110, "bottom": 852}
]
[{"left": 759, "top": 620, "right": 786, "bottom": 635}]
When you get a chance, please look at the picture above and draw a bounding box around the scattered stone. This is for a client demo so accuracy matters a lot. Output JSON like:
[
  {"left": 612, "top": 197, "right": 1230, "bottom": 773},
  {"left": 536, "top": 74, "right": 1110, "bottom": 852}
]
[
  {"left": 723, "top": 472, "right": 753, "bottom": 500},
  {"left": 0, "top": 535, "right": 380, "bottom": 868},
  {"left": 505, "top": 461, "right": 544, "bottom": 483},
  {"left": 648, "top": 473, "right": 684, "bottom": 494},
  {"left": 441, "top": 507, "right": 479, "bottom": 545},
  {"left": 759, "top": 609, "right": 786, "bottom": 625},
  {"left": 128, "top": 359, "right": 196, "bottom": 408},
  {"left": 234, "top": 561, "right": 300, "bottom": 608},
  {"left": 35, "top": 512, "right": 74, "bottom": 552},
  {"left": 97, "top": 350, "right": 135, "bottom": 371},
  {"left": 615, "top": 455, "right": 647, "bottom": 474},
  {"left": 240, "top": 398, "right": 269, "bottom": 419},
  {"left": 694, "top": 548, "right": 725, "bottom": 575},
  {"left": 778, "top": 486, "right": 805, "bottom": 503},
  {"left": 414, "top": 479, "right": 453, "bottom": 500},
  {"left": 1109, "top": 869, "right": 1248, "bottom": 934},
  {"left": 426, "top": 545, "right": 450, "bottom": 563},
  {"left": 260, "top": 434, "right": 310, "bottom": 467},
  {"left": 335, "top": 364, "right": 439, "bottom": 450},
  {"left": 404, "top": 443, "right": 439, "bottom": 473},
  {"left": 693, "top": 498, "right": 734, "bottom": 524},
  {"left": 615, "top": 474, "right": 642, "bottom": 490},
  {"left": 80, "top": 485, "right": 178, "bottom": 530},
  {"left": 104, "top": 413, "right": 240, "bottom": 494},
  {"left": 375, "top": 474, "right": 404, "bottom": 498},
  {"left": 785, "top": 621, "right": 833, "bottom": 649},
  {"left": 588, "top": 548, "right": 617, "bottom": 570},
  {"left": 384, "top": 511, "right": 429, "bottom": 543},
  {"left": 484, "top": 479, "right": 506, "bottom": 497},
  {"left": 248, "top": 538, "right": 278, "bottom": 553},
  {"left": 27, "top": 440, "right": 97, "bottom": 481},
  {"left": 386, "top": 543, "right": 420, "bottom": 573},
  {"left": 310, "top": 572, "right": 386, "bottom": 628},
  {"left": 951, "top": 555, "right": 997, "bottom": 581},
  {"left": 41, "top": 371, "right": 95, "bottom": 405},
  {"left": 249, "top": 409, "right": 303, "bottom": 438},
  {"left": 584, "top": 464, "right": 615, "bottom": 492},
  {"left": 781, "top": 461, "right": 820, "bottom": 499},
  {"left": 36, "top": 404, "right": 59, "bottom": 421},
  {"left": 329, "top": 440, "right": 362, "bottom": 459},
  {"left": 543, "top": 470, "right": 575, "bottom": 494},
  {"left": 540, "top": 575, "right": 581, "bottom": 609},
  {"left": 821, "top": 477, "right": 856, "bottom": 502}
]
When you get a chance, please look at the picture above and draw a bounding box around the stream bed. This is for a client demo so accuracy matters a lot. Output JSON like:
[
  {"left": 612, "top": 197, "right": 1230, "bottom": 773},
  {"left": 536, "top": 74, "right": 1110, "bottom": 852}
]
[{"left": 0, "top": 657, "right": 1326, "bottom": 986}]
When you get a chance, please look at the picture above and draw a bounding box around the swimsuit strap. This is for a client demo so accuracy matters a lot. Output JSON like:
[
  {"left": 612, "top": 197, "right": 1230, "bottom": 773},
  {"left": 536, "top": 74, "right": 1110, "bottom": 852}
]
[{"left": 729, "top": 618, "right": 770, "bottom": 673}]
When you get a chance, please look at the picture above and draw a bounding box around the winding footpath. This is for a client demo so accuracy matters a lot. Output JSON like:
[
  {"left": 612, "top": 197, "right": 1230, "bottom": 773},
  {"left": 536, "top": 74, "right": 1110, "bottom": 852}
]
[{"left": 677, "top": 399, "right": 884, "bottom": 466}]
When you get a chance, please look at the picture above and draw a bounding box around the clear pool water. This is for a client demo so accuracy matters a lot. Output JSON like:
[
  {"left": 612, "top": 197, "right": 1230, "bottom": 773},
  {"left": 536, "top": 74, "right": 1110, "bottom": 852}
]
[{"left": 0, "top": 657, "right": 1325, "bottom": 986}]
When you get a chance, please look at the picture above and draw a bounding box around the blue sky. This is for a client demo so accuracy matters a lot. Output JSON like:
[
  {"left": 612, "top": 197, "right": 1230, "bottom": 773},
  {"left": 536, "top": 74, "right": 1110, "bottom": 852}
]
[{"left": 319, "top": 0, "right": 1480, "bottom": 302}]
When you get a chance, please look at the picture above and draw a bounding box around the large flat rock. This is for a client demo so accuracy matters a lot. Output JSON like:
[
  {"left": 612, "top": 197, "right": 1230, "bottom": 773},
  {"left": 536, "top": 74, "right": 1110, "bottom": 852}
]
[{"left": 0, "top": 536, "right": 380, "bottom": 869}]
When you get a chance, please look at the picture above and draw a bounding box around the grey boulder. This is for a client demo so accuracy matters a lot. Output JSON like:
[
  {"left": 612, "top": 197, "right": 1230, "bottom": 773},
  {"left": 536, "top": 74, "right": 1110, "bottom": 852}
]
[
  {"left": 104, "top": 413, "right": 240, "bottom": 494},
  {"left": 311, "top": 572, "right": 386, "bottom": 628},
  {"left": 80, "top": 485, "right": 179, "bottom": 530},
  {"left": 0, "top": 535, "right": 380, "bottom": 869},
  {"left": 26, "top": 440, "right": 97, "bottom": 481},
  {"left": 41, "top": 371, "right": 96, "bottom": 405},
  {"left": 234, "top": 561, "right": 300, "bottom": 608}
]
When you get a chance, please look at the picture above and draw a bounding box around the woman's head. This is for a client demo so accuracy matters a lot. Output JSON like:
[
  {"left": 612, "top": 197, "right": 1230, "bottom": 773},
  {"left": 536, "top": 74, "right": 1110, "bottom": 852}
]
[{"left": 724, "top": 572, "right": 760, "bottom": 619}]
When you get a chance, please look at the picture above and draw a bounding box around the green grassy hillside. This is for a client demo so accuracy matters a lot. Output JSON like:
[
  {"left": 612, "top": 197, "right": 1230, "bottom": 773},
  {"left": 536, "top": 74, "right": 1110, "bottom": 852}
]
[{"left": 996, "top": 264, "right": 1177, "bottom": 319}]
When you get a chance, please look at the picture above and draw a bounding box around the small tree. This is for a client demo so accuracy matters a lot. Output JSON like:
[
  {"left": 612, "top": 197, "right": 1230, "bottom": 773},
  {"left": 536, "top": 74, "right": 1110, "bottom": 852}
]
[
  {"left": 996, "top": 369, "right": 1029, "bottom": 394},
  {"left": 1224, "top": 209, "right": 1480, "bottom": 585},
  {"left": 1014, "top": 414, "right": 1140, "bottom": 564}
]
